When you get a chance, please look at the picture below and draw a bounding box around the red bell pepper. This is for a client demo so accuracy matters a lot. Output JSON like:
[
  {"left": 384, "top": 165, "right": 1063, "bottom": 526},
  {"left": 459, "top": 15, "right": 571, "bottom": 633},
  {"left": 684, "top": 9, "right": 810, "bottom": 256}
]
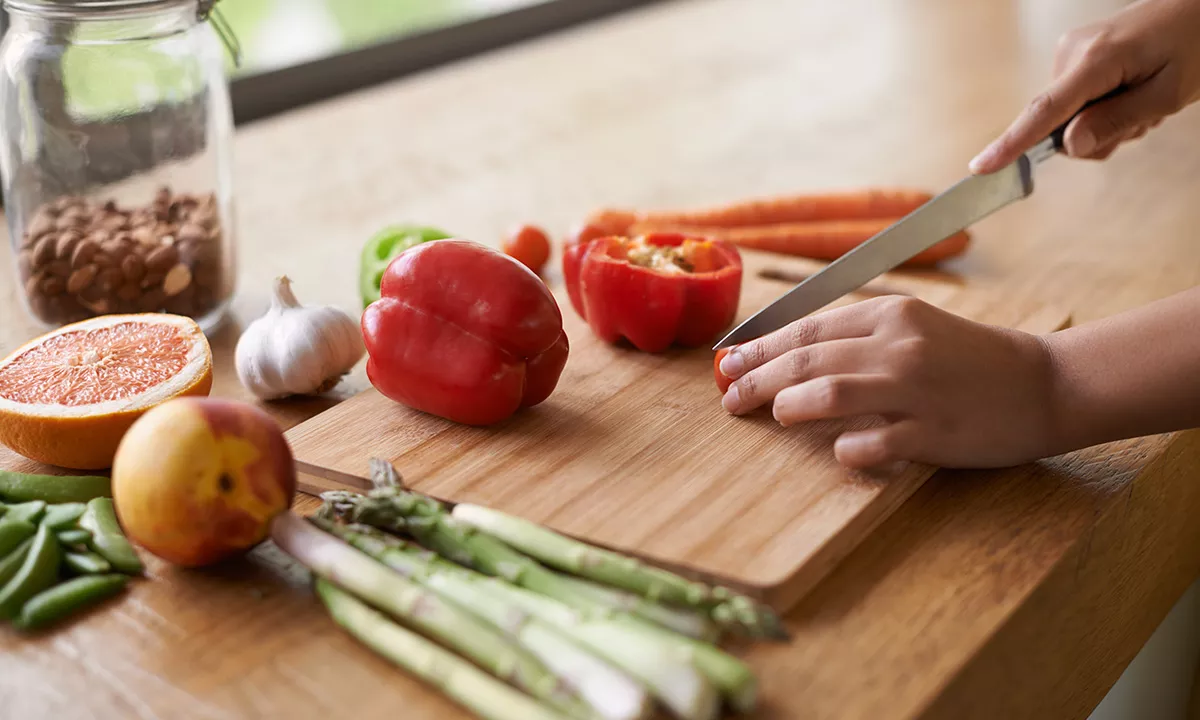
[
  {"left": 563, "top": 233, "right": 743, "bottom": 353},
  {"left": 362, "top": 239, "right": 570, "bottom": 425},
  {"left": 562, "top": 222, "right": 608, "bottom": 319}
]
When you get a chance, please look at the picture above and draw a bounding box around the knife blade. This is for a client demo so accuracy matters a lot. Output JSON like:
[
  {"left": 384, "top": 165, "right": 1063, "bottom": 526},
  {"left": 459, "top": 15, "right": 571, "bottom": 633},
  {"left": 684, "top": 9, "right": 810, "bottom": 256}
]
[{"left": 711, "top": 131, "right": 1066, "bottom": 351}]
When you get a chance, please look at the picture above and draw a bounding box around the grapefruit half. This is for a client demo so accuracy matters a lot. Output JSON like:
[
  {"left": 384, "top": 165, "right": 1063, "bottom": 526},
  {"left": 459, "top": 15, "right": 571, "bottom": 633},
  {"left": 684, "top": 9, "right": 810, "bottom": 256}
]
[{"left": 0, "top": 314, "right": 213, "bottom": 469}]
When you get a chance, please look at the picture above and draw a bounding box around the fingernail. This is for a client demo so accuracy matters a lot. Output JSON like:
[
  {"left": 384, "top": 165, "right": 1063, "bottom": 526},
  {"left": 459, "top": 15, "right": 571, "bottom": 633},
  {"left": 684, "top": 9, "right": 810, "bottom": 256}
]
[
  {"left": 834, "top": 434, "right": 864, "bottom": 454},
  {"left": 968, "top": 147, "right": 996, "bottom": 174},
  {"left": 1073, "top": 129, "right": 1096, "bottom": 157},
  {"left": 722, "top": 385, "right": 740, "bottom": 414},
  {"left": 719, "top": 350, "right": 744, "bottom": 377}
]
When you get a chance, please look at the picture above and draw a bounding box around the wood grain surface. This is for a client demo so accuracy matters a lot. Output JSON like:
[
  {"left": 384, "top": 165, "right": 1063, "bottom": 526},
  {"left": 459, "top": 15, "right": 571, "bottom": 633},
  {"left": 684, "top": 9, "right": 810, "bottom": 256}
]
[
  {"left": 288, "top": 248, "right": 1069, "bottom": 610},
  {"left": 3, "top": 0, "right": 1200, "bottom": 718}
]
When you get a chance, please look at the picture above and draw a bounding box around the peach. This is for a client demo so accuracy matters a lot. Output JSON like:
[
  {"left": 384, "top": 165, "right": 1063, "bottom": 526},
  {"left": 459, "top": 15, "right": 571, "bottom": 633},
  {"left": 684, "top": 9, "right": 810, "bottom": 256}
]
[{"left": 111, "top": 397, "right": 296, "bottom": 566}]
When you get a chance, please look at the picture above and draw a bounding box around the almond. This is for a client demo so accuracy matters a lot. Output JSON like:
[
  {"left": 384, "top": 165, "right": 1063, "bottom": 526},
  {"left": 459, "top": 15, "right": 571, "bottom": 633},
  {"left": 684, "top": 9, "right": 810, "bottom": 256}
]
[
  {"left": 67, "top": 264, "right": 99, "bottom": 294},
  {"left": 24, "top": 272, "right": 44, "bottom": 298},
  {"left": 26, "top": 213, "right": 55, "bottom": 241},
  {"left": 145, "top": 245, "right": 178, "bottom": 273},
  {"left": 97, "top": 267, "right": 124, "bottom": 292},
  {"left": 31, "top": 234, "right": 57, "bottom": 268},
  {"left": 162, "top": 263, "right": 193, "bottom": 297},
  {"left": 121, "top": 254, "right": 146, "bottom": 282},
  {"left": 40, "top": 275, "right": 65, "bottom": 296},
  {"left": 55, "top": 230, "right": 82, "bottom": 259},
  {"left": 101, "top": 238, "right": 129, "bottom": 264},
  {"left": 102, "top": 213, "right": 129, "bottom": 232},
  {"left": 132, "top": 226, "right": 156, "bottom": 246},
  {"left": 55, "top": 212, "right": 87, "bottom": 231},
  {"left": 71, "top": 239, "right": 99, "bottom": 268}
]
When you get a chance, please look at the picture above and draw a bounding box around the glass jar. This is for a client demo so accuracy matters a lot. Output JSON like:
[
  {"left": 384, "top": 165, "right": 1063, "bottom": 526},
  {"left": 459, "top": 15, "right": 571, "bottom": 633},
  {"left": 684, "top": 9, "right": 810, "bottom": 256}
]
[{"left": 0, "top": 0, "right": 235, "bottom": 332}]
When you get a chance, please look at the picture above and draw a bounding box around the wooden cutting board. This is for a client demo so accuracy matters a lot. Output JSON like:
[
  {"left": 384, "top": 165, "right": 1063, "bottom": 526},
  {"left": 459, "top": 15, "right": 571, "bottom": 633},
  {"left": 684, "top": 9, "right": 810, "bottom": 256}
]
[{"left": 286, "top": 248, "right": 1069, "bottom": 612}]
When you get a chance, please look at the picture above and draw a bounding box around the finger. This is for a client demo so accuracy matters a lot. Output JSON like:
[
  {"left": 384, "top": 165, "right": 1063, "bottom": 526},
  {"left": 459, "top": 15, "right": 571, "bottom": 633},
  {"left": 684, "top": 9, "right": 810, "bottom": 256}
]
[
  {"left": 969, "top": 61, "right": 1122, "bottom": 174},
  {"left": 833, "top": 420, "right": 925, "bottom": 469},
  {"left": 719, "top": 298, "right": 891, "bottom": 379},
  {"left": 1082, "top": 125, "right": 1147, "bottom": 161},
  {"left": 1085, "top": 136, "right": 1123, "bottom": 161},
  {"left": 1063, "top": 73, "right": 1176, "bottom": 157},
  {"left": 772, "top": 374, "right": 909, "bottom": 427},
  {"left": 723, "top": 338, "right": 875, "bottom": 415}
]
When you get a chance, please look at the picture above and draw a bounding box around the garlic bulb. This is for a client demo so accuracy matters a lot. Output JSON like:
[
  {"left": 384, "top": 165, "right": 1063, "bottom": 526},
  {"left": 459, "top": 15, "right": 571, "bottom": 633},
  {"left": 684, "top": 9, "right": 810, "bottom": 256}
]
[{"left": 235, "top": 276, "right": 365, "bottom": 400}]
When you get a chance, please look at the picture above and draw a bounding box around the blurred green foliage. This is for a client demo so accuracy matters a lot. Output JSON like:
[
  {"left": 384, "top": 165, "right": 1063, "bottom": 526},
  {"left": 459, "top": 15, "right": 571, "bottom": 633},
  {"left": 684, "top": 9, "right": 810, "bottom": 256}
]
[{"left": 60, "top": 0, "right": 536, "bottom": 117}]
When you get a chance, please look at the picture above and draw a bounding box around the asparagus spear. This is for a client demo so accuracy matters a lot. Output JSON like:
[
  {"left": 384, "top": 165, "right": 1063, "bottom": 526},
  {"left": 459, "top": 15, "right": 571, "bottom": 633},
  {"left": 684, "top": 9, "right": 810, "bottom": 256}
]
[
  {"left": 366, "top": 459, "right": 782, "bottom": 640},
  {"left": 321, "top": 493, "right": 757, "bottom": 714},
  {"left": 413, "top": 510, "right": 757, "bottom": 714},
  {"left": 268, "top": 512, "right": 592, "bottom": 719},
  {"left": 451, "top": 503, "right": 788, "bottom": 641},
  {"left": 320, "top": 487, "right": 717, "bottom": 641},
  {"left": 460, "top": 575, "right": 725, "bottom": 720},
  {"left": 318, "top": 520, "right": 653, "bottom": 720},
  {"left": 316, "top": 580, "right": 566, "bottom": 720},
  {"left": 324, "top": 518, "right": 718, "bottom": 720}
]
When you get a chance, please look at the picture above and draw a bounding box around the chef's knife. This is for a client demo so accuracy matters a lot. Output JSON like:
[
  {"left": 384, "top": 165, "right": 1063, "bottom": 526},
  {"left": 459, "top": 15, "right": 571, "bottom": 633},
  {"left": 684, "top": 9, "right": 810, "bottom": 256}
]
[{"left": 711, "top": 102, "right": 1105, "bottom": 351}]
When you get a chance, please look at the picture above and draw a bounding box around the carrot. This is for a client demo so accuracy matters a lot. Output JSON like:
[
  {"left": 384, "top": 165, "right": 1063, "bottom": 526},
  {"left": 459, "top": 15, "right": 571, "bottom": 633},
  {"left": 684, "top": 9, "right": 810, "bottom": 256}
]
[
  {"left": 588, "top": 189, "right": 933, "bottom": 233},
  {"left": 586, "top": 210, "right": 639, "bottom": 236},
  {"left": 629, "top": 219, "right": 970, "bottom": 267}
]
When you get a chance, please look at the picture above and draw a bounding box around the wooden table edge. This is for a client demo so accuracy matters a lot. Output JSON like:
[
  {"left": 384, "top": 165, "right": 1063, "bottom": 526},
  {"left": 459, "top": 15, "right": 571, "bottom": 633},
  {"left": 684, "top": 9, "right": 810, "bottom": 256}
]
[{"left": 917, "top": 429, "right": 1200, "bottom": 719}]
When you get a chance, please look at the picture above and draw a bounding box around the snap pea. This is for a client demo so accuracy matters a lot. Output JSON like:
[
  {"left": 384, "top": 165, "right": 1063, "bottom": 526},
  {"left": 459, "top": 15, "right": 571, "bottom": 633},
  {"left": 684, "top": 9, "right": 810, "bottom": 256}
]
[
  {"left": 64, "top": 551, "right": 111, "bottom": 575},
  {"left": 5, "top": 501, "right": 45, "bottom": 524},
  {"left": 0, "top": 523, "right": 60, "bottom": 619},
  {"left": 13, "top": 573, "right": 127, "bottom": 631},
  {"left": 0, "top": 471, "right": 111, "bottom": 504},
  {"left": 0, "top": 538, "right": 32, "bottom": 588},
  {"left": 40, "top": 503, "right": 86, "bottom": 530},
  {"left": 78, "top": 498, "right": 142, "bottom": 575},
  {"left": 0, "top": 519, "right": 36, "bottom": 557},
  {"left": 55, "top": 528, "right": 92, "bottom": 547}
]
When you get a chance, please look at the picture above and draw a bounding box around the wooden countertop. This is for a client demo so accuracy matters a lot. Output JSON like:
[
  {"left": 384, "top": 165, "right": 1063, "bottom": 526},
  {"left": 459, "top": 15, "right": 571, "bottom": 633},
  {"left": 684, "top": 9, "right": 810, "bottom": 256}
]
[{"left": 4, "top": 0, "right": 1200, "bottom": 717}]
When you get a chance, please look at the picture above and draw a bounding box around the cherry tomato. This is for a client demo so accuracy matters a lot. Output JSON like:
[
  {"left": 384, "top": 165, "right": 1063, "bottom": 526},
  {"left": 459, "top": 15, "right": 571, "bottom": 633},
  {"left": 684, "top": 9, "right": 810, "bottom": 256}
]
[
  {"left": 565, "top": 221, "right": 608, "bottom": 248},
  {"left": 714, "top": 347, "right": 733, "bottom": 394},
  {"left": 502, "top": 225, "right": 552, "bottom": 275}
]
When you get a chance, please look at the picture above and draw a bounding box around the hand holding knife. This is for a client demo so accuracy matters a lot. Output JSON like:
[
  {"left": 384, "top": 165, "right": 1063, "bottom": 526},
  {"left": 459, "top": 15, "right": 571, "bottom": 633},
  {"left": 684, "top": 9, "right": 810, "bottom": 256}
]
[{"left": 712, "top": 91, "right": 1124, "bottom": 351}]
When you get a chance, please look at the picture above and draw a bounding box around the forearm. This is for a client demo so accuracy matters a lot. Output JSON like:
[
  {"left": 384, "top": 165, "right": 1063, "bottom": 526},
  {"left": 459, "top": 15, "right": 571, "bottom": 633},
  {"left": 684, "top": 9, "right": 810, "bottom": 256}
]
[{"left": 1045, "top": 285, "right": 1200, "bottom": 453}]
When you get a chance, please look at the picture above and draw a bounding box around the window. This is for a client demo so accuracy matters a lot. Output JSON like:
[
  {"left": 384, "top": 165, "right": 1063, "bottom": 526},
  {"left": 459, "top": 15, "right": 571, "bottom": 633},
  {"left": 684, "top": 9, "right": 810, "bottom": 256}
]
[
  {"left": 224, "top": 0, "right": 549, "bottom": 77},
  {"left": 0, "top": 0, "right": 656, "bottom": 122}
]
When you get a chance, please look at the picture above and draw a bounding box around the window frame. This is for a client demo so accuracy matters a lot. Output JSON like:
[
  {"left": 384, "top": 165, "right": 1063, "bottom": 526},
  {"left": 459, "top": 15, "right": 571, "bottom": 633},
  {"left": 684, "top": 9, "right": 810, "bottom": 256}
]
[{"left": 225, "top": 0, "right": 663, "bottom": 124}]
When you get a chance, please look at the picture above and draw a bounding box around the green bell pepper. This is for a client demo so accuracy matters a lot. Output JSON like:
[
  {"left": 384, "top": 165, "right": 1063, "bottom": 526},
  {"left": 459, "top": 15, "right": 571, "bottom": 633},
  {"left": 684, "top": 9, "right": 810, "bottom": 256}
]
[{"left": 360, "top": 225, "right": 454, "bottom": 307}]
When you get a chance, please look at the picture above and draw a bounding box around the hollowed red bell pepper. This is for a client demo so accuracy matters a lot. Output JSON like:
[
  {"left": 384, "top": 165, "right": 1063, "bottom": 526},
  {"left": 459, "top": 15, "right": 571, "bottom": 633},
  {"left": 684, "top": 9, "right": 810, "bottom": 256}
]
[
  {"left": 563, "top": 233, "right": 743, "bottom": 353},
  {"left": 362, "top": 239, "right": 570, "bottom": 425}
]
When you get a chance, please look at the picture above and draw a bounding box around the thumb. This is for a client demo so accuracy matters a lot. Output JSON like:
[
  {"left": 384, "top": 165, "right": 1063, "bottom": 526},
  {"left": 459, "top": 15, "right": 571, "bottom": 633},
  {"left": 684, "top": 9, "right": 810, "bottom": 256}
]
[{"left": 1064, "top": 74, "right": 1176, "bottom": 157}]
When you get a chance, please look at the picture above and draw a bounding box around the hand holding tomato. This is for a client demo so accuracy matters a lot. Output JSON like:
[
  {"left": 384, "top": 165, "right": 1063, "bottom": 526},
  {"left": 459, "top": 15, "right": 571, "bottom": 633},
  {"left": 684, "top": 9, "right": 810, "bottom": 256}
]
[{"left": 716, "top": 296, "right": 1056, "bottom": 470}]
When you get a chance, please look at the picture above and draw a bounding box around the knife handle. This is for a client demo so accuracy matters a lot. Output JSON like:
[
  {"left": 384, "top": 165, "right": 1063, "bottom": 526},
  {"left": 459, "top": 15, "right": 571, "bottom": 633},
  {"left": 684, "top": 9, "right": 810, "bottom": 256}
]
[{"left": 1047, "top": 86, "right": 1128, "bottom": 153}]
